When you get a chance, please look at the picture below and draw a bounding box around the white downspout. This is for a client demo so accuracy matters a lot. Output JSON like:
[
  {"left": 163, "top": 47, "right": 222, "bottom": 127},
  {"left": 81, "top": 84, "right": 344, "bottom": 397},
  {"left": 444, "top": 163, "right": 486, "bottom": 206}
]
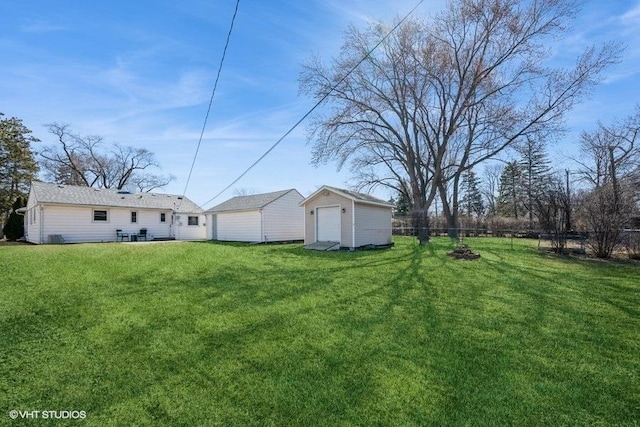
[
  {"left": 39, "top": 206, "right": 45, "bottom": 244},
  {"left": 351, "top": 200, "right": 356, "bottom": 249},
  {"left": 302, "top": 205, "right": 307, "bottom": 245},
  {"left": 15, "top": 207, "right": 26, "bottom": 242},
  {"left": 260, "top": 208, "right": 265, "bottom": 242}
]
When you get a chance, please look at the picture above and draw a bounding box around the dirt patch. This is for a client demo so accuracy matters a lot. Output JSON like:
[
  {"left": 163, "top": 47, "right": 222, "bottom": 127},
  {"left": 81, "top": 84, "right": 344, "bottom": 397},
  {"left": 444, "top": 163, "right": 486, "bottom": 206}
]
[
  {"left": 539, "top": 247, "right": 640, "bottom": 265},
  {"left": 448, "top": 245, "right": 481, "bottom": 260},
  {"left": 0, "top": 239, "right": 30, "bottom": 246}
]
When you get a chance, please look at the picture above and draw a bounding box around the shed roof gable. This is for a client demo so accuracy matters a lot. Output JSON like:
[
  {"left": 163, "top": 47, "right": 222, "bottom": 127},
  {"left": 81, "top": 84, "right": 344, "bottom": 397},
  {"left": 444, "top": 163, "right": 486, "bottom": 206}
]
[
  {"left": 206, "top": 189, "right": 302, "bottom": 213},
  {"left": 300, "top": 185, "right": 393, "bottom": 208}
]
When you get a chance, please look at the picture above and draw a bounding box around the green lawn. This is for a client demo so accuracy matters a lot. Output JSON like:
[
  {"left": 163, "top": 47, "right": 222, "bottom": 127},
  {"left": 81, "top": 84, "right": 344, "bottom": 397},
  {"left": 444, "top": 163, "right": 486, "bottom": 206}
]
[{"left": 1, "top": 237, "right": 638, "bottom": 426}]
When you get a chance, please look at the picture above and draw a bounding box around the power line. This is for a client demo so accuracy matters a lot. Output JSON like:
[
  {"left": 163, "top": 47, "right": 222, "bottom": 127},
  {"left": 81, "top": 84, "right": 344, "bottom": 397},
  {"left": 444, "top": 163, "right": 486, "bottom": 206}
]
[
  {"left": 180, "top": 0, "right": 240, "bottom": 204},
  {"left": 200, "top": 0, "right": 425, "bottom": 209}
]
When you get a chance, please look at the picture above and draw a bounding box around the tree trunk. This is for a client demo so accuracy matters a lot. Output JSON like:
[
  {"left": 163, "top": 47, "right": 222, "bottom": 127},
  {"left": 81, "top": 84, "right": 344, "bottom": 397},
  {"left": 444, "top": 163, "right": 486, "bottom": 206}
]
[
  {"left": 438, "top": 180, "right": 461, "bottom": 242},
  {"left": 411, "top": 203, "right": 430, "bottom": 245}
]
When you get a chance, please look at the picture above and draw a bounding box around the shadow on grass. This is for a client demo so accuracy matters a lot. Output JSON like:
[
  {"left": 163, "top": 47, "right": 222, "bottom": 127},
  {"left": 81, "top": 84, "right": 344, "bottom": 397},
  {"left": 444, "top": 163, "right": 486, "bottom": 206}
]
[{"left": 5, "top": 237, "right": 638, "bottom": 425}]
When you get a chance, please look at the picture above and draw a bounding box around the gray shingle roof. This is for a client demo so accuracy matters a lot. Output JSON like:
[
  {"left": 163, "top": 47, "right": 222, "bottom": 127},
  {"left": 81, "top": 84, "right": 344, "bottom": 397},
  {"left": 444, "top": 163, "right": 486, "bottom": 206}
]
[
  {"left": 323, "top": 186, "right": 393, "bottom": 205},
  {"left": 206, "top": 189, "right": 298, "bottom": 213},
  {"left": 30, "top": 181, "right": 203, "bottom": 212}
]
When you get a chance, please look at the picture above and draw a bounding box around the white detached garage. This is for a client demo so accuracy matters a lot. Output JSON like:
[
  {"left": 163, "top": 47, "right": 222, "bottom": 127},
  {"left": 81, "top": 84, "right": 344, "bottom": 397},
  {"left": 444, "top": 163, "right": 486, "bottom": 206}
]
[
  {"left": 301, "top": 185, "right": 394, "bottom": 250},
  {"left": 206, "top": 189, "right": 304, "bottom": 243}
]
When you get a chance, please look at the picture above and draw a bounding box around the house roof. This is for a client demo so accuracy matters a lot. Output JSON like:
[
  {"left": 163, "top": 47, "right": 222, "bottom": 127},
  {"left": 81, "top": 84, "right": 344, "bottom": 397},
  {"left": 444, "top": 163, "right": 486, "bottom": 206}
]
[
  {"left": 206, "top": 189, "right": 300, "bottom": 213},
  {"left": 30, "top": 181, "right": 203, "bottom": 213},
  {"left": 300, "top": 185, "right": 394, "bottom": 208}
]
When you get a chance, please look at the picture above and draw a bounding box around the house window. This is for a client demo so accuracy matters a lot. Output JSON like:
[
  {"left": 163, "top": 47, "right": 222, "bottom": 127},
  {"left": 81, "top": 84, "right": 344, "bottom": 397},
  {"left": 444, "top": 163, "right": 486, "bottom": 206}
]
[
  {"left": 188, "top": 216, "right": 198, "bottom": 226},
  {"left": 160, "top": 212, "right": 166, "bottom": 223},
  {"left": 93, "top": 210, "right": 108, "bottom": 222},
  {"left": 131, "top": 211, "right": 137, "bottom": 223}
]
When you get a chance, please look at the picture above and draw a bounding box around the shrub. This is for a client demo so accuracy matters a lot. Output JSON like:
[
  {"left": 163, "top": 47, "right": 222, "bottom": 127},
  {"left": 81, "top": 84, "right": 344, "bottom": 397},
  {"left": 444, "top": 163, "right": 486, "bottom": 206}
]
[{"left": 2, "top": 197, "right": 26, "bottom": 241}]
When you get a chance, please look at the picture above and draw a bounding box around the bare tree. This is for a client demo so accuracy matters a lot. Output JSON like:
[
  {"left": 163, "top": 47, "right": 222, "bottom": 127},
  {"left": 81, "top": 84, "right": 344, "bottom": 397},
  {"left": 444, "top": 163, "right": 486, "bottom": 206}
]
[
  {"left": 579, "top": 182, "right": 633, "bottom": 258},
  {"left": 302, "top": 19, "right": 435, "bottom": 243},
  {"left": 532, "top": 175, "right": 571, "bottom": 253},
  {"left": 481, "top": 163, "right": 503, "bottom": 216},
  {"left": 575, "top": 107, "right": 640, "bottom": 258},
  {"left": 232, "top": 187, "right": 260, "bottom": 197},
  {"left": 39, "top": 123, "right": 173, "bottom": 192},
  {"left": 576, "top": 106, "right": 639, "bottom": 188},
  {"left": 301, "top": 0, "right": 621, "bottom": 243}
]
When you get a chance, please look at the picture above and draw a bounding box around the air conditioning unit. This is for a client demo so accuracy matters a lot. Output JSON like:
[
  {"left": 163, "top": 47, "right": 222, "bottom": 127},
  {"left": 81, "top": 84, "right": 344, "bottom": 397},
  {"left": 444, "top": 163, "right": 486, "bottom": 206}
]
[{"left": 48, "top": 234, "right": 65, "bottom": 244}]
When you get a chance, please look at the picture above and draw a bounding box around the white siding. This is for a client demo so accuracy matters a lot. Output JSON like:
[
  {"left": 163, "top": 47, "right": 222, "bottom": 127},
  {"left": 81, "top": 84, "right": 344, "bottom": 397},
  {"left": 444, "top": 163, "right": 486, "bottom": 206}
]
[
  {"left": 216, "top": 210, "right": 262, "bottom": 242},
  {"left": 262, "top": 190, "right": 304, "bottom": 241},
  {"left": 354, "top": 204, "right": 392, "bottom": 247},
  {"left": 25, "top": 204, "right": 190, "bottom": 244},
  {"left": 38, "top": 205, "right": 134, "bottom": 243},
  {"left": 173, "top": 213, "right": 207, "bottom": 241},
  {"left": 132, "top": 209, "right": 173, "bottom": 240}
]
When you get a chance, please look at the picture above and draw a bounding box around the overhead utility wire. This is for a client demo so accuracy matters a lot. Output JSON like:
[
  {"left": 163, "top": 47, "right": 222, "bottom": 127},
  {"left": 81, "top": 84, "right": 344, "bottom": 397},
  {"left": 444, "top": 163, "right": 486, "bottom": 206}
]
[
  {"left": 180, "top": 0, "right": 240, "bottom": 206},
  {"left": 200, "top": 0, "right": 425, "bottom": 209}
]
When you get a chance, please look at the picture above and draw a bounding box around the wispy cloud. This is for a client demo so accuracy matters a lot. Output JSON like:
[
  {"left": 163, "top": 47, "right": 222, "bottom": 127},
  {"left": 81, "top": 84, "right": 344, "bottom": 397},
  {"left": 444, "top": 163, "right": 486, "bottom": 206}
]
[
  {"left": 621, "top": 1, "right": 640, "bottom": 22},
  {"left": 20, "top": 20, "right": 66, "bottom": 33},
  {"left": 324, "top": 0, "right": 445, "bottom": 26}
]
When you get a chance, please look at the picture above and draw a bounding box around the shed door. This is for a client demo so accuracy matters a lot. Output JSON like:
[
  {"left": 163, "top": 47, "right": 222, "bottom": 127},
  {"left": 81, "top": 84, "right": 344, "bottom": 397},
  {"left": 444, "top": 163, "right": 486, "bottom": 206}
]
[{"left": 316, "top": 206, "right": 341, "bottom": 242}]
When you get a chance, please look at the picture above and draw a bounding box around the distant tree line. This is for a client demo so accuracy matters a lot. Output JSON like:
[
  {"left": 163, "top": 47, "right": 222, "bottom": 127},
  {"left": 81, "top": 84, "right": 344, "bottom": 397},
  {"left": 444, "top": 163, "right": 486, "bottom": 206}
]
[{"left": 389, "top": 106, "right": 640, "bottom": 258}]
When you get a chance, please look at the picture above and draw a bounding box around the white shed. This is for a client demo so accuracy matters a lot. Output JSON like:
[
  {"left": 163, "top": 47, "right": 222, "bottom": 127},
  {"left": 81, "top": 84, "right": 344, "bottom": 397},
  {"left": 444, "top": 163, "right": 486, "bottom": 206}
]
[
  {"left": 300, "top": 185, "right": 393, "bottom": 250},
  {"left": 206, "top": 189, "right": 304, "bottom": 243}
]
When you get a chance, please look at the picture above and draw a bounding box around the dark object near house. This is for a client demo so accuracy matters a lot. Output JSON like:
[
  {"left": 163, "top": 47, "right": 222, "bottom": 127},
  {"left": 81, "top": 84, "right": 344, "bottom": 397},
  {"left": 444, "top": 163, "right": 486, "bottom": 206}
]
[
  {"left": 138, "top": 228, "right": 148, "bottom": 241},
  {"left": 3, "top": 197, "right": 26, "bottom": 241},
  {"left": 116, "top": 229, "right": 129, "bottom": 242},
  {"left": 448, "top": 245, "right": 481, "bottom": 260}
]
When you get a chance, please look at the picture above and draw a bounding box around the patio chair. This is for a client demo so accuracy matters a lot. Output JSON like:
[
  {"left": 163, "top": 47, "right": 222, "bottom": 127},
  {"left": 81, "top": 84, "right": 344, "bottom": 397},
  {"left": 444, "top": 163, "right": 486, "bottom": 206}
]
[
  {"left": 138, "top": 228, "right": 148, "bottom": 241},
  {"left": 116, "top": 229, "right": 129, "bottom": 242}
]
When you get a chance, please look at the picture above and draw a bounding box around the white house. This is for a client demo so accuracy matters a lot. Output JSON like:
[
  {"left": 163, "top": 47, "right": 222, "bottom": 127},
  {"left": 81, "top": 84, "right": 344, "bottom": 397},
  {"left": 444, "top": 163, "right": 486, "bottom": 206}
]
[
  {"left": 206, "top": 189, "right": 304, "bottom": 243},
  {"left": 300, "top": 185, "right": 393, "bottom": 250},
  {"left": 24, "top": 181, "right": 206, "bottom": 244}
]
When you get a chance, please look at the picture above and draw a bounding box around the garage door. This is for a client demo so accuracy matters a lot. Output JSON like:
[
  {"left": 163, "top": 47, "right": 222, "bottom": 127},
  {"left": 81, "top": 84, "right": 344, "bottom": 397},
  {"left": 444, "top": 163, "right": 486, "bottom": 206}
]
[
  {"left": 216, "top": 211, "right": 262, "bottom": 242},
  {"left": 316, "top": 206, "right": 341, "bottom": 242}
]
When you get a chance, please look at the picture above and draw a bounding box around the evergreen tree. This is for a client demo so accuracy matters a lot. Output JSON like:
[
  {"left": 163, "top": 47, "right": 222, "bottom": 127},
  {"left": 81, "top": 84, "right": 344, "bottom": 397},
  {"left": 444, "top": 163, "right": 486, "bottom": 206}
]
[
  {"left": 497, "top": 161, "right": 525, "bottom": 218},
  {"left": 0, "top": 114, "right": 39, "bottom": 228},
  {"left": 518, "top": 138, "right": 552, "bottom": 228},
  {"left": 2, "top": 197, "right": 26, "bottom": 240},
  {"left": 393, "top": 190, "right": 411, "bottom": 216},
  {"left": 461, "top": 169, "right": 484, "bottom": 219}
]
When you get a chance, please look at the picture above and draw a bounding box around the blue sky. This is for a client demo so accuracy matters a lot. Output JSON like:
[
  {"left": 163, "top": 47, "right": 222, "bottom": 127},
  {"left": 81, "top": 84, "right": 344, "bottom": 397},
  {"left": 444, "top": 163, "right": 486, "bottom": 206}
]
[{"left": 1, "top": 0, "right": 639, "bottom": 207}]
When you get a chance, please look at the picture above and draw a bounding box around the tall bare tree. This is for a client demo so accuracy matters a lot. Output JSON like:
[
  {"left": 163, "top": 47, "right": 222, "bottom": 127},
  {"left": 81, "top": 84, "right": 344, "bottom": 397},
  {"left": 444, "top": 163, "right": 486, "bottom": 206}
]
[
  {"left": 301, "top": 0, "right": 621, "bottom": 243},
  {"left": 576, "top": 106, "right": 640, "bottom": 258},
  {"left": 39, "top": 123, "right": 173, "bottom": 192},
  {"left": 575, "top": 107, "right": 639, "bottom": 191}
]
